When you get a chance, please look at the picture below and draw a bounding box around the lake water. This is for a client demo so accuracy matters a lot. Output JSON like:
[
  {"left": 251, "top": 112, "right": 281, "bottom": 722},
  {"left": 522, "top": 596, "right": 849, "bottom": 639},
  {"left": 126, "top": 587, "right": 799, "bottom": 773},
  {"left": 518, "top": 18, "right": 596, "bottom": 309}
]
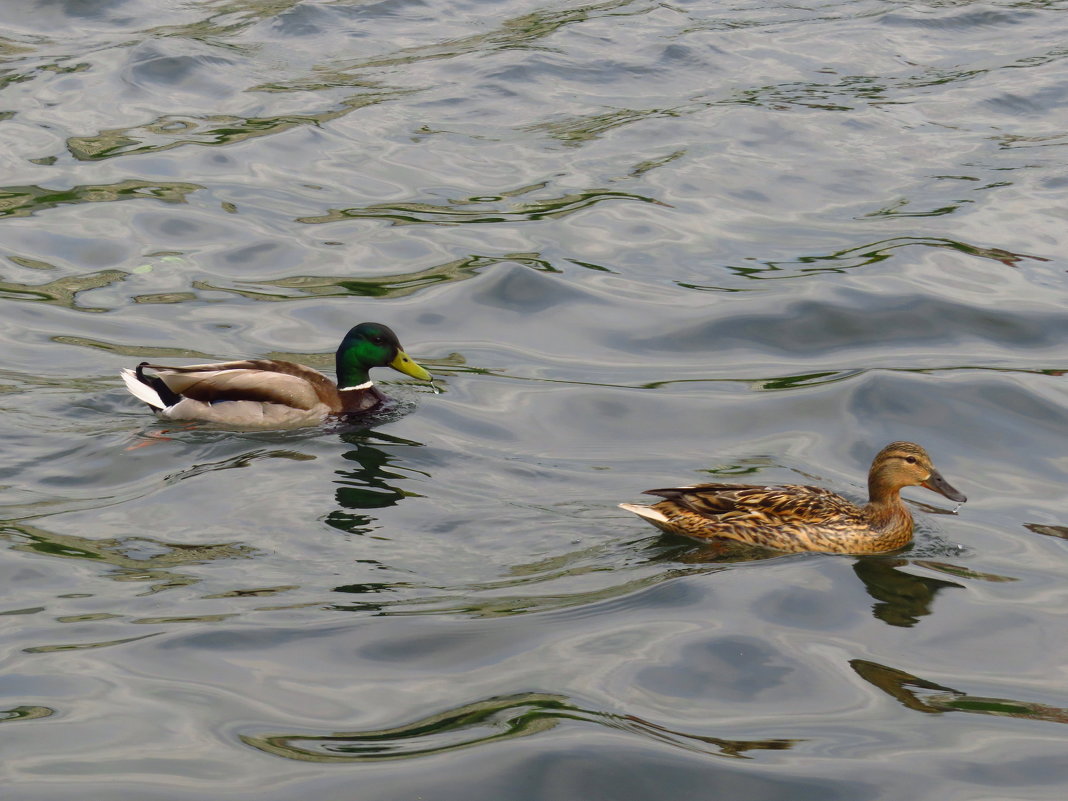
[{"left": 1, "top": 0, "right": 1067, "bottom": 798}]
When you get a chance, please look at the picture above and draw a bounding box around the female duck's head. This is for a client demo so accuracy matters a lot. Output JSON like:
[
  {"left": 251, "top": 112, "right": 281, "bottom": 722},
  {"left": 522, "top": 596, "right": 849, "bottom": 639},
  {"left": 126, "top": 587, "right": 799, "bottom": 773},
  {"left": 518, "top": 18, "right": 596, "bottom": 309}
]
[
  {"left": 336, "top": 322, "right": 432, "bottom": 388},
  {"left": 867, "top": 441, "right": 966, "bottom": 504}
]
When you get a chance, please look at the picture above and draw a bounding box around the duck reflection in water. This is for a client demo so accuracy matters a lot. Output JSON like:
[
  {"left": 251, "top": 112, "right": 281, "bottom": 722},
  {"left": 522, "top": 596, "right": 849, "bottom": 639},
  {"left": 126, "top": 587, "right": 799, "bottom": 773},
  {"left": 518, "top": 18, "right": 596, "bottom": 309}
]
[
  {"left": 648, "top": 545, "right": 967, "bottom": 628},
  {"left": 326, "top": 430, "right": 428, "bottom": 537},
  {"left": 852, "top": 557, "right": 963, "bottom": 627},
  {"left": 853, "top": 659, "right": 1068, "bottom": 724}
]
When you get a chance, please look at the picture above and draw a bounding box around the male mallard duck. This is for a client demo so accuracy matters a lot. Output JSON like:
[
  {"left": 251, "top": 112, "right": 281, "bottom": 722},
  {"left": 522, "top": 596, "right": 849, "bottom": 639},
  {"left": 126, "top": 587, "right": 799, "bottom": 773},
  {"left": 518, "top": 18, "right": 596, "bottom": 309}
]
[
  {"left": 619, "top": 442, "right": 966, "bottom": 554},
  {"left": 120, "top": 322, "right": 432, "bottom": 428}
]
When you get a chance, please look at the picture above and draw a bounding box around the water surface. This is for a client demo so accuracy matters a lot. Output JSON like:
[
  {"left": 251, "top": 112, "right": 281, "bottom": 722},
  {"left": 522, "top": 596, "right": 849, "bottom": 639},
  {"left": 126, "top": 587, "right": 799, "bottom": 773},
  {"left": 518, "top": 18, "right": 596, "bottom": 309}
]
[{"left": 1, "top": 1, "right": 1067, "bottom": 798}]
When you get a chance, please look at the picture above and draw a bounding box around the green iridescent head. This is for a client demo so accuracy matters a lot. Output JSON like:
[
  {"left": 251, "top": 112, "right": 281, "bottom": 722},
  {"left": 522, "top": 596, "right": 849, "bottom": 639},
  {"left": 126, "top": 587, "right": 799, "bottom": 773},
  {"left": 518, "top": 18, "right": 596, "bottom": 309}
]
[{"left": 335, "top": 322, "right": 432, "bottom": 388}]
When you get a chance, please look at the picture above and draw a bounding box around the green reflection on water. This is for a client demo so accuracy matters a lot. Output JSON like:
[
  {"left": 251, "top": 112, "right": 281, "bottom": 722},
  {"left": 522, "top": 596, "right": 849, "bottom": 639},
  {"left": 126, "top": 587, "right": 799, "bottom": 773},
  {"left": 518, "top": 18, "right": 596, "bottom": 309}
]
[
  {"left": 23, "top": 633, "right": 160, "bottom": 653},
  {"left": 1, "top": 521, "right": 257, "bottom": 595},
  {"left": 280, "top": 0, "right": 653, "bottom": 82},
  {"left": 0, "top": 705, "right": 55, "bottom": 722},
  {"left": 853, "top": 660, "right": 1068, "bottom": 725},
  {"left": 527, "top": 106, "right": 684, "bottom": 145},
  {"left": 0, "top": 270, "right": 128, "bottom": 313},
  {"left": 145, "top": 0, "right": 304, "bottom": 40},
  {"left": 297, "top": 189, "right": 666, "bottom": 226},
  {"left": 65, "top": 93, "right": 404, "bottom": 160},
  {"left": 1025, "top": 523, "right": 1068, "bottom": 540},
  {"left": 242, "top": 690, "right": 796, "bottom": 762},
  {"left": 50, "top": 335, "right": 215, "bottom": 360},
  {"left": 334, "top": 538, "right": 727, "bottom": 618},
  {"left": 194, "top": 253, "right": 554, "bottom": 302},
  {"left": 680, "top": 236, "right": 1050, "bottom": 290},
  {"left": 0, "top": 180, "right": 201, "bottom": 217}
]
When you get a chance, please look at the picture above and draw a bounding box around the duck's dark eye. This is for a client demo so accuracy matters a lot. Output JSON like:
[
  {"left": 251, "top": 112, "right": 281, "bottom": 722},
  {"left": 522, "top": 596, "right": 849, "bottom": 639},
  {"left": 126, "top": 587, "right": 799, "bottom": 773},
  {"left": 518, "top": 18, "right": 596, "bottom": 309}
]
[{"left": 905, "top": 456, "right": 916, "bottom": 464}]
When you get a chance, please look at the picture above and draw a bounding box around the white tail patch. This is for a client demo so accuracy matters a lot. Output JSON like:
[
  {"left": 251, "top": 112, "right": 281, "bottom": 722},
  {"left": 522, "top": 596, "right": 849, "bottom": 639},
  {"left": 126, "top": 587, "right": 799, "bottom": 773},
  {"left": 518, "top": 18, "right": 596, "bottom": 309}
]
[
  {"left": 618, "top": 503, "right": 669, "bottom": 524},
  {"left": 120, "top": 368, "right": 166, "bottom": 410}
]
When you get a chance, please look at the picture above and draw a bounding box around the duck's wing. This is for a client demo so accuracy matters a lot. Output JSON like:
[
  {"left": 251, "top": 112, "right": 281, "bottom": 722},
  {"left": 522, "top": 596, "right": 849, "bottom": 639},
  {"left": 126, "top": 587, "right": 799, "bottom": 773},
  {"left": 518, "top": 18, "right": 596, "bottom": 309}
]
[
  {"left": 141, "top": 359, "right": 337, "bottom": 411},
  {"left": 643, "top": 483, "right": 856, "bottom": 526}
]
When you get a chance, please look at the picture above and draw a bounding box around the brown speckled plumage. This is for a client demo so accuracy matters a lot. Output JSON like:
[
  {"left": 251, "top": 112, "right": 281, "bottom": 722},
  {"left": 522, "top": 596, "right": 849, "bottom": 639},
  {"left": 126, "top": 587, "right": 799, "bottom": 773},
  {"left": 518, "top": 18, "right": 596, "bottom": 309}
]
[{"left": 620, "top": 442, "right": 966, "bottom": 554}]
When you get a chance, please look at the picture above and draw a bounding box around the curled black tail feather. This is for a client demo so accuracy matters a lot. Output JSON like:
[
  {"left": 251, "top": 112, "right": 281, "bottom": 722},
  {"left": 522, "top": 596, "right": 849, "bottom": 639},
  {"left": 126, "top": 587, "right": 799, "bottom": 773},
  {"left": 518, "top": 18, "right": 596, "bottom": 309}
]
[{"left": 136, "top": 362, "right": 183, "bottom": 407}]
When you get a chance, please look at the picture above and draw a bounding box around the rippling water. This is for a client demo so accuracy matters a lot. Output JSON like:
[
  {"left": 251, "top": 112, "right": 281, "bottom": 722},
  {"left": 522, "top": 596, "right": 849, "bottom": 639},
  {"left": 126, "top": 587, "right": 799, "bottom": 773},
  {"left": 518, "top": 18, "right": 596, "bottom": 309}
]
[{"left": 2, "top": 1, "right": 1067, "bottom": 798}]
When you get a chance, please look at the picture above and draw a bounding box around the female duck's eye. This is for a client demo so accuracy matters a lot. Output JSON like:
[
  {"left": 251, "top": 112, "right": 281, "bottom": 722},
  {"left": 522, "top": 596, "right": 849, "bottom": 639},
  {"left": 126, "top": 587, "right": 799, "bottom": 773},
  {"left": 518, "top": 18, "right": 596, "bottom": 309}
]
[{"left": 905, "top": 456, "right": 916, "bottom": 464}]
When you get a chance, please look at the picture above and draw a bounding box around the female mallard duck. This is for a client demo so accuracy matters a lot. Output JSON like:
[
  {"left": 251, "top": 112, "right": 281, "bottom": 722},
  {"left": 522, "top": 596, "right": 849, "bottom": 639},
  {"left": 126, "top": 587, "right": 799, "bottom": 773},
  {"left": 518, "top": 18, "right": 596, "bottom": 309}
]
[
  {"left": 120, "top": 322, "right": 432, "bottom": 428},
  {"left": 619, "top": 442, "right": 966, "bottom": 554}
]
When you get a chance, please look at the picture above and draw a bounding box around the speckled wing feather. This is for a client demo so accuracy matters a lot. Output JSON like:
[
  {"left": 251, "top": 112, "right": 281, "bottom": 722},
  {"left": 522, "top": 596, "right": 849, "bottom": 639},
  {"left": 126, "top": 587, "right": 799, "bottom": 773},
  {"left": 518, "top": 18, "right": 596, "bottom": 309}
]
[
  {"left": 643, "top": 483, "right": 857, "bottom": 524},
  {"left": 637, "top": 482, "right": 891, "bottom": 553}
]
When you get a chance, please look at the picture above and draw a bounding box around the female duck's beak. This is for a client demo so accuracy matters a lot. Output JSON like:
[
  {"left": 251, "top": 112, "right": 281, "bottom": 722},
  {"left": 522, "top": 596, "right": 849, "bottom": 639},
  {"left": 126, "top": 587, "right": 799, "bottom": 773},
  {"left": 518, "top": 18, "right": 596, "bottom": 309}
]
[
  {"left": 921, "top": 469, "right": 967, "bottom": 503},
  {"left": 389, "top": 349, "right": 432, "bottom": 381}
]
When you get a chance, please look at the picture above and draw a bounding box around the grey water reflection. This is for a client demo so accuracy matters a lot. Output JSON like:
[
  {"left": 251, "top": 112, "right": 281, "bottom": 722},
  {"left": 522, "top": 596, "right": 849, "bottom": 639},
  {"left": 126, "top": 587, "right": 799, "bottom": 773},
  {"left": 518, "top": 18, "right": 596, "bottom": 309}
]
[{"left": 242, "top": 690, "right": 795, "bottom": 763}]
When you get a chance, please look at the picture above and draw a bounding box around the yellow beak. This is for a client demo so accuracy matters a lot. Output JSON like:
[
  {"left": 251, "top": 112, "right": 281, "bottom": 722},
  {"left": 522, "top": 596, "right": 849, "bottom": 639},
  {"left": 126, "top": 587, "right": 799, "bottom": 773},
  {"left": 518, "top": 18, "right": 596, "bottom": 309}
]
[{"left": 389, "top": 349, "right": 432, "bottom": 381}]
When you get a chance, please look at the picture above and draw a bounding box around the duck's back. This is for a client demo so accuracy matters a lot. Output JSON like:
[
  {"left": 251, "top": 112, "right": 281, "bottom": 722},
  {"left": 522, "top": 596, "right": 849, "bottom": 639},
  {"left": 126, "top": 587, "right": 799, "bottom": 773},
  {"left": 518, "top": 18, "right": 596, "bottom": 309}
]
[{"left": 639, "top": 483, "right": 907, "bottom": 554}]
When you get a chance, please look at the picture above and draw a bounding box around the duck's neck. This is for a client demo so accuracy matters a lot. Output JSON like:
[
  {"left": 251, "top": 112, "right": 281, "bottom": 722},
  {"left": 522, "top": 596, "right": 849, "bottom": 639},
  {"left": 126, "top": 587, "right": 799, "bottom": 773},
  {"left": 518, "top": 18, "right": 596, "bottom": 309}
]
[
  {"left": 338, "top": 381, "right": 385, "bottom": 413},
  {"left": 864, "top": 475, "right": 912, "bottom": 533},
  {"left": 335, "top": 350, "right": 372, "bottom": 390}
]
